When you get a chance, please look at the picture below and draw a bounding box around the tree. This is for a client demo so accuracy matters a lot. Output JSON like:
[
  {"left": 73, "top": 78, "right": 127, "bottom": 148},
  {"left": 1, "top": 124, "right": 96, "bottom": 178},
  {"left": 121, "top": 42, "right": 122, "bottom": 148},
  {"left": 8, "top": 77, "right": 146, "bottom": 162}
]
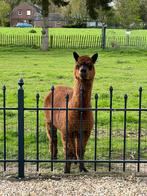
[
  {"left": 62, "top": 0, "right": 87, "bottom": 26},
  {"left": 0, "top": 0, "right": 11, "bottom": 26},
  {"left": 139, "top": 0, "right": 147, "bottom": 25},
  {"left": 115, "top": 0, "right": 141, "bottom": 29},
  {"left": 15, "top": 0, "right": 69, "bottom": 51},
  {"left": 63, "top": 0, "right": 113, "bottom": 27},
  {"left": 4, "top": 0, "right": 21, "bottom": 9},
  {"left": 86, "top": 0, "right": 113, "bottom": 20},
  {"left": 41, "top": 0, "right": 69, "bottom": 51},
  {"left": 95, "top": 6, "right": 114, "bottom": 26}
]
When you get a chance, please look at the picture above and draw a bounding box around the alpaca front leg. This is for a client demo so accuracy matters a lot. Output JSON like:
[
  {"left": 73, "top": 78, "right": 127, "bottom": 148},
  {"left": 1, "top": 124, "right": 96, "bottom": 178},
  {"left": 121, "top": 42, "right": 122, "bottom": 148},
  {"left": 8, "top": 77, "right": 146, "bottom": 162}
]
[
  {"left": 76, "top": 131, "right": 91, "bottom": 172},
  {"left": 61, "top": 132, "right": 75, "bottom": 173},
  {"left": 63, "top": 149, "right": 72, "bottom": 173}
]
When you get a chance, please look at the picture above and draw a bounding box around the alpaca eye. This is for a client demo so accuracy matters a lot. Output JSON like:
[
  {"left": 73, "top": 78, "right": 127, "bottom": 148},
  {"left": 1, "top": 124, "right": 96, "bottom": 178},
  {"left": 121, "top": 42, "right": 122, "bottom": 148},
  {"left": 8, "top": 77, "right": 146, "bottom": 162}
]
[
  {"left": 76, "top": 64, "right": 80, "bottom": 69},
  {"left": 89, "top": 65, "right": 93, "bottom": 70}
]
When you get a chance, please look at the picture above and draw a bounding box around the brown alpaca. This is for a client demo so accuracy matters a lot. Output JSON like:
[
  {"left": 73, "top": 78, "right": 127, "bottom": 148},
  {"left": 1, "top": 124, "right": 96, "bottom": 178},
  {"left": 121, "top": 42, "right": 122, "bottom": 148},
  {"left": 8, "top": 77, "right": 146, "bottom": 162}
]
[{"left": 44, "top": 52, "right": 98, "bottom": 173}]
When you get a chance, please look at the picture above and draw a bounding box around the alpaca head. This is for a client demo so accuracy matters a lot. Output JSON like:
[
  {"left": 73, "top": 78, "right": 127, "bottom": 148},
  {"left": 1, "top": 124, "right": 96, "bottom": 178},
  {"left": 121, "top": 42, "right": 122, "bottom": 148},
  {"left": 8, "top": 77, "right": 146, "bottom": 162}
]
[{"left": 73, "top": 52, "right": 98, "bottom": 82}]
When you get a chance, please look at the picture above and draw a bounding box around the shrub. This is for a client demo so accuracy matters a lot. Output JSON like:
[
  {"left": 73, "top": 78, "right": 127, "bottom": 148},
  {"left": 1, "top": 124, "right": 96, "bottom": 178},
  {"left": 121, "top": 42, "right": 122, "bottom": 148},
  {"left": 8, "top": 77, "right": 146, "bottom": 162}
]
[{"left": 29, "top": 29, "right": 37, "bottom": 33}]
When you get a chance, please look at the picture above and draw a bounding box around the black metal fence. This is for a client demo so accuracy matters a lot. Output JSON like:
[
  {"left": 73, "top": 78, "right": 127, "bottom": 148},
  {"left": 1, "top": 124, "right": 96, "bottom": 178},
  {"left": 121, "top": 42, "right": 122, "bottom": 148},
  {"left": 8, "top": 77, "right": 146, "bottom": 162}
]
[{"left": 0, "top": 79, "right": 147, "bottom": 178}]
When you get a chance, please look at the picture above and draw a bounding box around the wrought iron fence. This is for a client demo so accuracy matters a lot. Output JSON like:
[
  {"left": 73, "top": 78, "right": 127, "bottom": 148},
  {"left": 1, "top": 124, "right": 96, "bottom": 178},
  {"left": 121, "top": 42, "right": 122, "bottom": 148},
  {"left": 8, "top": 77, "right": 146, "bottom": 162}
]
[{"left": 0, "top": 79, "right": 147, "bottom": 178}]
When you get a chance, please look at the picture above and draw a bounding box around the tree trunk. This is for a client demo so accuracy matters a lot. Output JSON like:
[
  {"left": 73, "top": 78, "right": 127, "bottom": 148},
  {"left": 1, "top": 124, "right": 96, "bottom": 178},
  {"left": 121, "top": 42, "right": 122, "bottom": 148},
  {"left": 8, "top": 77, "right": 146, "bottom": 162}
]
[
  {"left": 41, "top": 0, "right": 49, "bottom": 51},
  {"left": 41, "top": 16, "right": 49, "bottom": 51}
]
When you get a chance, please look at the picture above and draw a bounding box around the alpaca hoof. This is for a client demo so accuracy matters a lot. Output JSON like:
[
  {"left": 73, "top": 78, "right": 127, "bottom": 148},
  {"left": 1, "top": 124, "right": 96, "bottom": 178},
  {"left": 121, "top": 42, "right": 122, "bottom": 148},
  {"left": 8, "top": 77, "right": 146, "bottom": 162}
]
[
  {"left": 64, "top": 168, "right": 70, "bottom": 174},
  {"left": 79, "top": 166, "right": 89, "bottom": 173},
  {"left": 64, "top": 164, "right": 71, "bottom": 173}
]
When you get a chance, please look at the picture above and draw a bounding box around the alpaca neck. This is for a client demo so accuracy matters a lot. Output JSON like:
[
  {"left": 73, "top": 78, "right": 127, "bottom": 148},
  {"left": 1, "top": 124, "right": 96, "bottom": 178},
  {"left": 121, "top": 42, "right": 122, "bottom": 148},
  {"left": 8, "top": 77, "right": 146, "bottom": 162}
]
[{"left": 70, "top": 79, "right": 93, "bottom": 108}]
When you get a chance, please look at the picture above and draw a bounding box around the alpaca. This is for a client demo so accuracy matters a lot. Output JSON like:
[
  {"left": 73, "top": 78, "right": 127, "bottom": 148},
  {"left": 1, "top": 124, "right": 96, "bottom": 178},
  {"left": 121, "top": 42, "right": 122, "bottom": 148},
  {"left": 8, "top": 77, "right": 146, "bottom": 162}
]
[{"left": 44, "top": 52, "right": 98, "bottom": 173}]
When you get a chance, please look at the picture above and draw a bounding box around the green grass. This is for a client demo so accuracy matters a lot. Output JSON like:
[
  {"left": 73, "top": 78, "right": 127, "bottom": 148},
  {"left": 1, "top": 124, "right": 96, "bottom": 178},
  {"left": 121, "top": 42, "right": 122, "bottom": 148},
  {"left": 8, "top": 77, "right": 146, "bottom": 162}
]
[
  {"left": 0, "top": 27, "right": 147, "bottom": 37},
  {"left": 0, "top": 46, "right": 147, "bottom": 172}
]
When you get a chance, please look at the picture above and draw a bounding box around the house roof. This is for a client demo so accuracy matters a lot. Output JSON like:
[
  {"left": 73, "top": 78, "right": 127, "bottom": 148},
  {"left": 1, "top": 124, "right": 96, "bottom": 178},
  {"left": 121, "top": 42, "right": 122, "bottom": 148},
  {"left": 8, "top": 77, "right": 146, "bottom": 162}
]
[
  {"left": 34, "top": 13, "right": 65, "bottom": 21},
  {"left": 32, "top": 4, "right": 42, "bottom": 14},
  {"left": 48, "top": 13, "right": 64, "bottom": 21}
]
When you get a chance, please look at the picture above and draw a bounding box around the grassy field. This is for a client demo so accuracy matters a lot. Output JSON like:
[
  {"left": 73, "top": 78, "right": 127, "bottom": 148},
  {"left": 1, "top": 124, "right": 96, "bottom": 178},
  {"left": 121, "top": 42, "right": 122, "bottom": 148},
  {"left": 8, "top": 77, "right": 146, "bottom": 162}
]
[
  {"left": 0, "top": 47, "right": 147, "bottom": 108},
  {"left": 0, "top": 47, "right": 147, "bottom": 172},
  {"left": 0, "top": 27, "right": 147, "bottom": 37}
]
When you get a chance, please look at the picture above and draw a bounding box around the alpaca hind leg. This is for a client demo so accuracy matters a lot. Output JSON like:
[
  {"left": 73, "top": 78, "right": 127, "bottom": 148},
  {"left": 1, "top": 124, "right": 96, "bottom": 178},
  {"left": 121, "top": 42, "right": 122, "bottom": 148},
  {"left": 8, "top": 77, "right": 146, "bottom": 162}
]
[
  {"left": 76, "top": 131, "right": 91, "bottom": 172},
  {"left": 46, "top": 122, "right": 58, "bottom": 159}
]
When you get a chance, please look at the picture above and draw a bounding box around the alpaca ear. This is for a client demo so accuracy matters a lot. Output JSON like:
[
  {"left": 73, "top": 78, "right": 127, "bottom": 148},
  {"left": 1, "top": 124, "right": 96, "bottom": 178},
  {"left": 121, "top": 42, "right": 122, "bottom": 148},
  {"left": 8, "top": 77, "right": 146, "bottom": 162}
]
[
  {"left": 91, "top": 53, "right": 98, "bottom": 64},
  {"left": 73, "top": 52, "right": 79, "bottom": 62}
]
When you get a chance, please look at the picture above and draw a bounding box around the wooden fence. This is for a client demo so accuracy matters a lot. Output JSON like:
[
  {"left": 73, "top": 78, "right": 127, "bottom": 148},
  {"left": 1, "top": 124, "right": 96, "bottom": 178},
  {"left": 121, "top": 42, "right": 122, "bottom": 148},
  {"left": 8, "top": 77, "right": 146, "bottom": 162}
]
[
  {"left": 0, "top": 34, "right": 147, "bottom": 49},
  {"left": 106, "top": 36, "right": 147, "bottom": 49},
  {"left": 0, "top": 34, "right": 41, "bottom": 47}
]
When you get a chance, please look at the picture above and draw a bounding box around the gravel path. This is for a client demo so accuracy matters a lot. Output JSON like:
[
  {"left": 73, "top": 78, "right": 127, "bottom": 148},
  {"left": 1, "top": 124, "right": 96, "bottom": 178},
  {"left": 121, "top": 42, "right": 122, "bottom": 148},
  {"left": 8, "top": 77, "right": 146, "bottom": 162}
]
[{"left": 0, "top": 174, "right": 147, "bottom": 196}]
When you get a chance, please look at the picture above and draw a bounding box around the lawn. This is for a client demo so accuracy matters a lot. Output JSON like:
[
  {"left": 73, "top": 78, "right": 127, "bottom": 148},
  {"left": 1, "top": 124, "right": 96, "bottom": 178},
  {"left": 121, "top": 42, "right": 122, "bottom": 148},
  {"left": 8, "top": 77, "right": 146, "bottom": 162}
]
[
  {"left": 0, "top": 47, "right": 147, "bottom": 172},
  {"left": 0, "top": 27, "right": 147, "bottom": 37},
  {"left": 0, "top": 47, "right": 147, "bottom": 109}
]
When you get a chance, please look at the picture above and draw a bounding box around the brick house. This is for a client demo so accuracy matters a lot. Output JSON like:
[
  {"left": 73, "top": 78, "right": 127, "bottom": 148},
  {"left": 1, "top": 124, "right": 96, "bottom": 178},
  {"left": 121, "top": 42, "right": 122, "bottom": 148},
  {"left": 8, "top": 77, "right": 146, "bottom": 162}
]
[
  {"left": 10, "top": 2, "right": 40, "bottom": 26},
  {"left": 10, "top": 2, "right": 66, "bottom": 27}
]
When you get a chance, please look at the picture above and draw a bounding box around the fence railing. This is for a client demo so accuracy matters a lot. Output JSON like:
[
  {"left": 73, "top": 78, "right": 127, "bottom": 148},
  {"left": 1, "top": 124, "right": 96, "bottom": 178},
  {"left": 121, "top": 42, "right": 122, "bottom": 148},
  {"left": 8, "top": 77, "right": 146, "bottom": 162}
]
[
  {"left": 0, "top": 79, "right": 147, "bottom": 178},
  {"left": 0, "top": 34, "right": 147, "bottom": 49},
  {"left": 0, "top": 34, "right": 41, "bottom": 47}
]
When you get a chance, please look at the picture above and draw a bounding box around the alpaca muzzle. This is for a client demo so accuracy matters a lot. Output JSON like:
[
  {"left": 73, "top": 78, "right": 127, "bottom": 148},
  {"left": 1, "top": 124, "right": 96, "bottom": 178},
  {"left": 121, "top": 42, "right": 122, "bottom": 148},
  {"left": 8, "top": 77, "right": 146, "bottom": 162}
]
[{"left": 80, "top": 67, "right": 87, "bottom": 79}]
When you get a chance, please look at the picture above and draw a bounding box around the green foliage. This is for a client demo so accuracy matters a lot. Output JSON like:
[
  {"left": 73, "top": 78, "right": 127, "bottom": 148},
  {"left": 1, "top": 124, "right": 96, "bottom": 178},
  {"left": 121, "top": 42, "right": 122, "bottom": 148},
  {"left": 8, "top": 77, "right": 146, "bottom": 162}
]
[
  {"left": 139, "top": 0, "right": 147, "bottom": 24},
  {"left": 0, "top": 0, "right": 11, "bottom": 26},
  {"left": 30, "top": 0, "right": 69, "bottom": 16},
  {"left": 62, "top": 0, "right": 114, "bottom": 26},
  {"left": 62, "top": 0, "right": 87, "bottom": 25},
  {"left": 86, "top": 0, "right": 113, "bottom": 20},
  {"left": 115, "top": 0, "right": 142, "bottom": 29},
  {"left": 4, "top": 0, "right": 20, "bottom": 8},
  {"left": 29, "top": 29, "right": 37, "bottom": 33}
]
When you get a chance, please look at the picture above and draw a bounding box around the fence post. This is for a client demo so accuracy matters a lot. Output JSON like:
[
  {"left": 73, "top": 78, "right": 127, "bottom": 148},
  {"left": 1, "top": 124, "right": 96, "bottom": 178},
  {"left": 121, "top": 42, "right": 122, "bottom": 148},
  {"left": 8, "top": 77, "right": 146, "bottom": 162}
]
[
  {"left": 18, "top": 78, "right": 24, "bottom": 178},
  {"left": 101, "top": 25, "right": 107, "bottom": 49},
  {"left": 109, "top": 86, "right": 113, "bottom": 171},
  {"left": 50, "top": 35, "right": 53, "bottom": 48},
  {"left": 3, "top": 85, "right": 6, "bottom": 171}
]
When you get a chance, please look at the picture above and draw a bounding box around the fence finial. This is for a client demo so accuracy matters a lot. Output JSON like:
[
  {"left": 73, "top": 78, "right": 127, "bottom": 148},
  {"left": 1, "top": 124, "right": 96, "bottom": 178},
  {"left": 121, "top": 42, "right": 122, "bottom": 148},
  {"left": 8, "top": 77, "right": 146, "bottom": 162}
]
[
  {"left": 2, "top": 85, "right": 6, "bottom": 91},
  {"left": 36, "top": 93, "right": 40, "bottom": 99},
  {"left": 109, "top": 86, "right": 113, "bottom": 92},
  {"left": 139, "top": 87, "right": 143, "bottom": 92},
  {"left": 18, "top": 78, "right": 24, "bottom": 88},
  {"left": 65, "top": 94, "right": 69, "bottom": 101},
  {"left": 95, "top": 93, "right": 98, "bottom": 100},
  {"left": 124, "top": 94, "right": 128, "bottom": 99},
  {"left": 51, "top": 85, "right": 54, "bottom": 92}
]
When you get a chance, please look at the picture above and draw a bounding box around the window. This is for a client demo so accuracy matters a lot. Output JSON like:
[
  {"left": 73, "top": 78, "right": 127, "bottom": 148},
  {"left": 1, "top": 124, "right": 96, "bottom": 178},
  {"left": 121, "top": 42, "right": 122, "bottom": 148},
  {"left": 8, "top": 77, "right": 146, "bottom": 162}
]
[
  {"left": 27, "top": 10, "right": 31, "bottom": 16},
  {"left": 18, "top": 10, "right": 22, "bottom": 15}
]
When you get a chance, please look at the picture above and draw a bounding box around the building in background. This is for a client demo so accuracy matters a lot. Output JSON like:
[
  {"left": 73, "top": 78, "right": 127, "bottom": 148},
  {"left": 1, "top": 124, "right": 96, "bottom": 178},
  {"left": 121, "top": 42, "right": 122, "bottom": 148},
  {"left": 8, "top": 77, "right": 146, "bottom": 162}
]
[{"left": 10, "top": 2, "right": 66, "bottom": 27}]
